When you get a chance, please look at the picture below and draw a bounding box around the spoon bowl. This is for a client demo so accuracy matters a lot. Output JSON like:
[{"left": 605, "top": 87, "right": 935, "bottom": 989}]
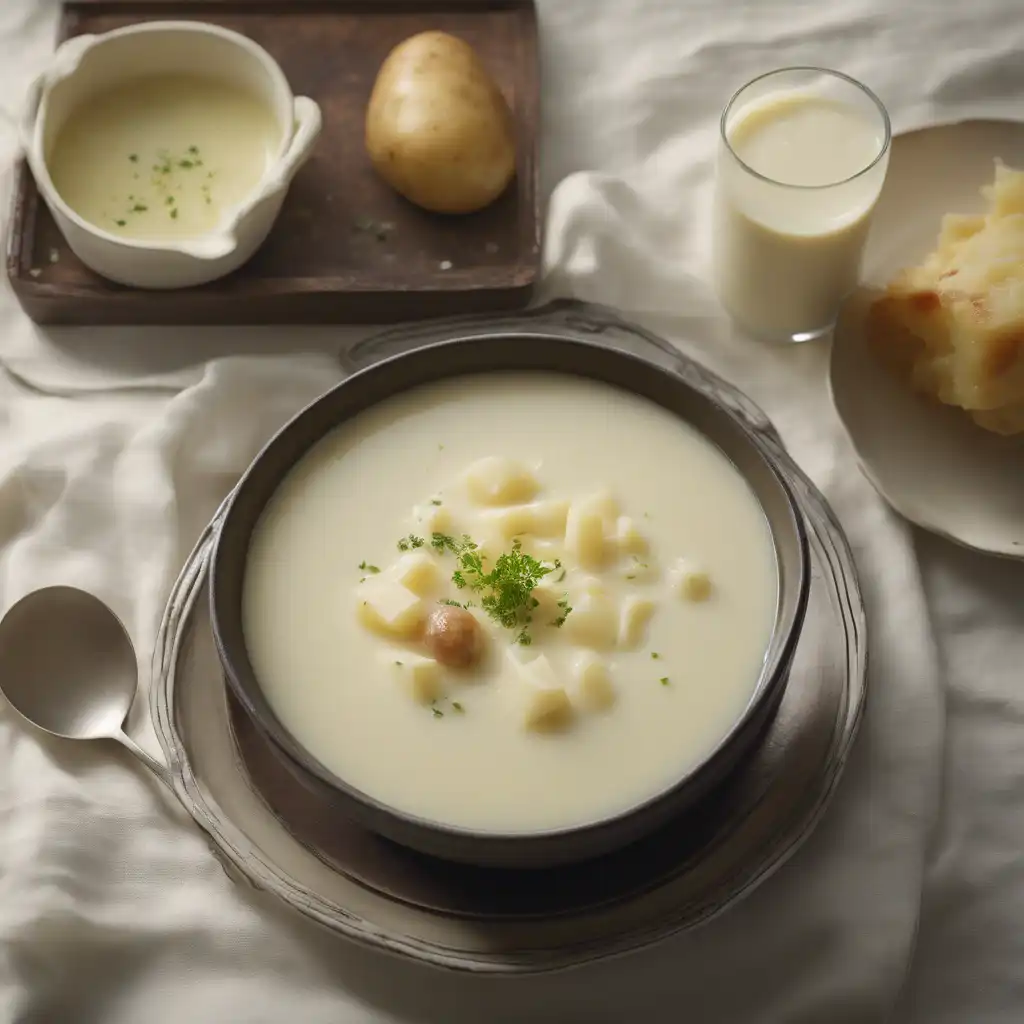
[{"left": 0, "top": 585, "right": 170, "bottom": 783}]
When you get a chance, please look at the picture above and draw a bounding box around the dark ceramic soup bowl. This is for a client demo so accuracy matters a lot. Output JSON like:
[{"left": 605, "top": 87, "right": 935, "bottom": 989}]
[{"left": 210, "top": 333, "right": 810, "bottom": 869}]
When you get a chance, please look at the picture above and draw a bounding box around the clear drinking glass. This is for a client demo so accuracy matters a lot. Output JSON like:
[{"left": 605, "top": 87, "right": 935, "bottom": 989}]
[{"left": 712, "top": 67, "right": 891, "bottom": 343}]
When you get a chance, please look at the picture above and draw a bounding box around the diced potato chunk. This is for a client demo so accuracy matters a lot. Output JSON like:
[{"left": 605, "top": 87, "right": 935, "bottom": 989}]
[
  {"left": 577, "top": 576, "right": 609, "bottom": 599},
  {"left": 564, "top": 501, "right": 606, "bottom": 570},
  {"left": 508, "top": 652, "right": 573, "bottom": 732},
  {"left": 521, "top": 538, "right": 564, "bottom": 563},
  {"left": 526, "top": 499, "right": 570, "bottom": 537},
  {"left": 464, "top": 456, "right": 539, "bottom": 507},
  {"left": 393, "top": 551, "right": 441, "bottom": 597},
  {"left": 563, "top": 591, "right": 618, "bottom": 650},
  {"left": 571, "top": 654, "right": 616, "bottom": 711},
  {"left": 389, "top": 654, "right": 444, "bottom": 704},
  {"left": 671, "top": 559, "right": 713, "bottom": 602},
  {"left": 412, "top": 502, "right": 453, "bottom": 536},
  {"left": 615, "top": 516, "right": 649, "bottom": 556},
  {"left": 619, "top": 595, "right": 656, "bottom": 649},
  {"left": 479, "top": 499, "right": 569, "bottom": 541},
  {"left": 480, "top": 505, "right": 535, "bottom": 540},
  {"left": 588, "top": 491, "right": 620, "bottom": 524},
  {"left": 356, "top": 578, "right": 425, "bottom": 639}
]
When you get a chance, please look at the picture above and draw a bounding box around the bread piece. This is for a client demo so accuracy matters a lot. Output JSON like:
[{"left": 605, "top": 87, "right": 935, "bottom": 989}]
[{"left": 867, "top": 160, "right": 1024, "bottom": 435}]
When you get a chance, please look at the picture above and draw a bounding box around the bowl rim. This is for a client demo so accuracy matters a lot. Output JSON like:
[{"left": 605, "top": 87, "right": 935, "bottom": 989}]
[
  {"left": 210, "top": 334, "right": 811, "bottom": 850},
  {"left": 24, "top": 19, "right": 295, "bottom": 257}
]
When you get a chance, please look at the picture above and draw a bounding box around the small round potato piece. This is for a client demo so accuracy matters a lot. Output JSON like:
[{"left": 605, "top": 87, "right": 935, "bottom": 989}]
[
  {"left": 424, "top": 606, "right": 485, "bottom": 668},
  {"left": 365, "top": 30, "right": 516, "bottom": 214}
]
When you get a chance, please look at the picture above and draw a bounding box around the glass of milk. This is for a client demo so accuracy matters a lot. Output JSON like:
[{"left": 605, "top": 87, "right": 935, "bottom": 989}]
[{"left": 713, "top": 67, "right": 891, "bottom": 343}]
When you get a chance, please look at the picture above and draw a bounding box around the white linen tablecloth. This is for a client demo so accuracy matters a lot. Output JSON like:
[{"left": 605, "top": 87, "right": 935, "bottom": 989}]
[{"left": 0, "top": 1, "right": 1022, "bottom": 1021}]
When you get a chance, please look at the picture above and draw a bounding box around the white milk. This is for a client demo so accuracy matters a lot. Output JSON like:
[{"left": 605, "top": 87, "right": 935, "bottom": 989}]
[
  {"left": 243, "top": 373, "right": 779, "bottom": 834},
  {"left": 714, "top": 92, "right": 888, "bottom": 340}
]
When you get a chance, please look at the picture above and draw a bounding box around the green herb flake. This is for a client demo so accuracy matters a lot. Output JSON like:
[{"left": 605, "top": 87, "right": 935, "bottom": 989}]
[
  {"left": 451, "top": 702, "right": 464, "bottom": 713},
  {"left": 625, "top": 574, "right": 636, "bottom": 580},
  {"left": 358, "top": 561, "right": 381, "bottom": 574},
  {"left": 397, "top": 534, "right": 425, "bottom": 552},
  {"left": 430, "top": 499, "right": 443, "bottom": 506},
  {"left": 447, "top": 536, "right": 563, "bottom": 644},
  {"left": 166, "top": 196, "right": 175, "bottom": 206},
  {"left": 114, "top": 219, "right": 127, "bottom": 227},
  {"left": 394, "top": 660, "right": 403, "bottom": 666},
  {"left": 431, "top": 707, "right": 444, "bottom": 719},
  {"left": 550, "top": 596, "right": 572, "bottom": 629},
  {"left": 651, "top": 652, "right": 661, "bottom": 660},
  {"left": 187, "top": 145, "right": 199, "bottom": 155},
  {"left": 440, "top": 598, "right": 464, "bottom": 608},
  {"left": 170, "top": 208, "right": 179, "bottom": 220},
  {"left": 128, "top": 153, "right": 138, "bottom": 163},
  {"left": 131, "top": 203, "right": 148, "bottom": 213},
  {"left": 178, "top": 159, "right": 194, "bottom": 169},
  {"left": 660, "top": 677, "right": 670, "bottom": 686}
]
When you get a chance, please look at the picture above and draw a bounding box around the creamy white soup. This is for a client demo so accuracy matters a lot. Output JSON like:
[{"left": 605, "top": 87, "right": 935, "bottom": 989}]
[
  {"left": 48, "top": 74, "right": 280, "bottom": 240},
  {"left": 242, "top": 373, "right": 778, "bottom": 833}
]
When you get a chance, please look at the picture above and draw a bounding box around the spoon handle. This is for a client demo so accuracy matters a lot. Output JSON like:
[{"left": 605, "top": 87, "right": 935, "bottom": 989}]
[{"left": 116, "top": 731, "right": 175, "bottom": 789}]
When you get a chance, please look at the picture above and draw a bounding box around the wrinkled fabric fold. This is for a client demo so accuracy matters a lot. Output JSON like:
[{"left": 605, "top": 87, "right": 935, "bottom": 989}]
[{"left": 0, "top": 0, "right": 1022, "bottom": 1021}]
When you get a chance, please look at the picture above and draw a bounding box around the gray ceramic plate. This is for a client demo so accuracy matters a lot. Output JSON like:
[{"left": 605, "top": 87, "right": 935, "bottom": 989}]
[{"left": 150, "top": 301, "right": 867, "bottom": 973}]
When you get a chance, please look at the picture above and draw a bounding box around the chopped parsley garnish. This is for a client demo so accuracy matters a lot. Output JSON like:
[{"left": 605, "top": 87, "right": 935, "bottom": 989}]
[
  {"left": 556, "top": 568, "right": 567, "bottom": 583},
  {"left": 431, "top": 532, "right": 472, "bottom": 555},
  {"left": 358, "top": 561, "right": 380, "bottom": 573},
  {"left": 451, "top": 702, "right": 464, "bottom": 713},
  {"left": 169, "top": 208, "right": 178, "bottom": 220},
  {"left": 439, "top": 598, "right": 464, "bottom": 608},
  {"left": 131, "top": 203, "right": 148, "bottom": 213},
  {"left": 114, "top": 219, "right": 126, "bottom": 227},
  {"left": 440, "top": 535, "right": 565, "bottom": 644},
  {"left": 660, "top": 677, "right": 670, "bottom": 686},
  {"left": 178, "top": 159, "right": 195, "bottom": 169},
  {"left": 128, "top": 153, "right": 138, "bottom": 163},
  {"left": 431, "top": 707, "right": 444, "bottom": 719},
  {"left": 550, "top": 597, "right": 572, "bottom": 629},
  {"left": 397, "top": 534, "right": 425, "bottom": 552},
  {"left": 166, "top": 196, "right": 175, "bottom": 206},
  {"left": 430, "top": 499, "right": 443, "bottom": 506},
  {"left": 188, "top": 145, "right": 199, "bottom": 155},
  {"left": 651, "top": 652, "right": 661, "bottom": 660},
  {"left": 394, "top": 660, "right": 403, "bottom": 666}
]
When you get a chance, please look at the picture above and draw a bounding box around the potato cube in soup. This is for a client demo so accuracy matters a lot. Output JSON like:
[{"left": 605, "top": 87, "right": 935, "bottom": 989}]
[
  {"left": 480, "top": 505, "right": 535, "bottom": 540},
  {"left": 389, "top": 654, "right": 444, "bottom": 704},
  {"left": 356, "top": 578, "right": 425, "bottom": 639},
  {"left": 508, "top": 652, "right": 573, "bottom": 732},
  {"left": 392, "top": 551, "right": 442, "bottom": 596},
  {"left": 618, "top": 595, "right": 655, "bottom": 649},
  {"left": 412, "top": 502, "right": 453, "bottom": 536},
  {"left": 671, "top": 559, "right": 713, "bottom": 602},
  {"left": 463, "top": 456, "right": 539, "bottom": 506},
  {"left": 615, "top": 516, "right": 649, "bottom": 556},
  {"left": 563, "top": 591, "right": 618, "bottom": 650},
  {"left": 564, "top": 502, "right": 606, "bottom": 570},
  {"left": 571, "top": 654, "right": 616, "bottom": 711}
]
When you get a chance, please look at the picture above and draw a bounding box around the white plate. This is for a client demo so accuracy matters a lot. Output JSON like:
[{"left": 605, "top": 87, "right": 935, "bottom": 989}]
[{"left": 830, "top": 120, "right": 1024, "bottom": 559}]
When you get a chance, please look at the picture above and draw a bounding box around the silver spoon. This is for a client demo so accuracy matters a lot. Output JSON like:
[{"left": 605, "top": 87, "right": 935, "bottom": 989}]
[{"left": 0, "top": 585, "right": 172, "bottom": 786}]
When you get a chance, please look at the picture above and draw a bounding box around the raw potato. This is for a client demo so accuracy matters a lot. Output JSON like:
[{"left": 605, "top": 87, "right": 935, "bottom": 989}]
[{"left": 364, "top": 31, "right": 517, "bottom": 214}]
